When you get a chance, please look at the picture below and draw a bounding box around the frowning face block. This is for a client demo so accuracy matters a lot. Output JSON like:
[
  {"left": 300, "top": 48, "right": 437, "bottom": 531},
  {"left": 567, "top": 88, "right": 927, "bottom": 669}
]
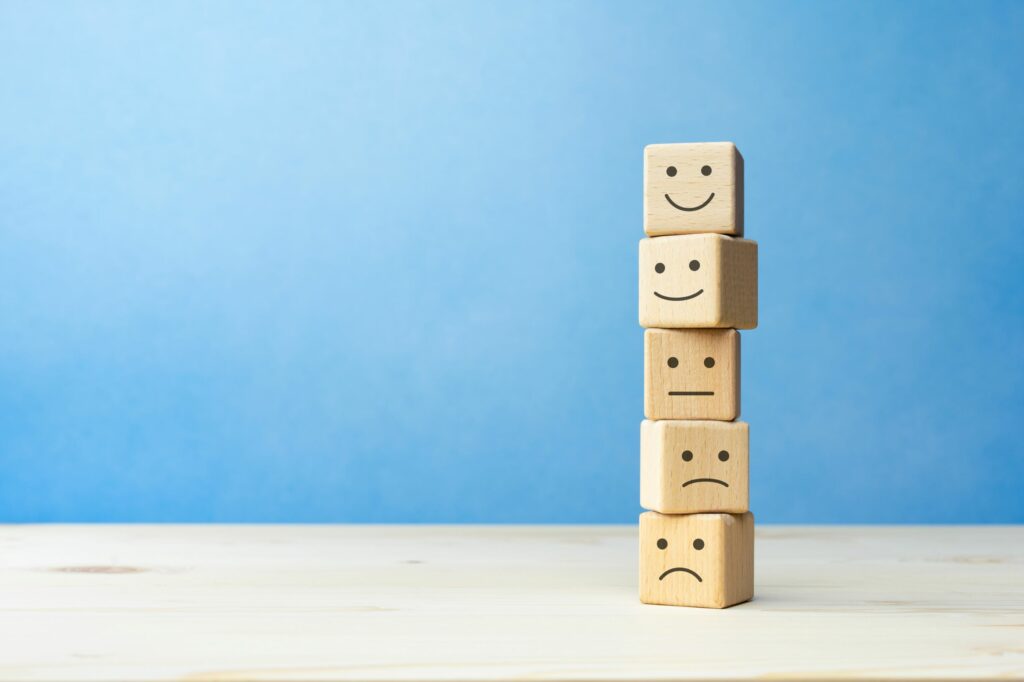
[
  {"left": 644, "top": 142, "right": 744, "bottom": 236},
  {"left": 639, "top": 234, "right": 758, "bottom": 329},
  {"left": 639, "top": 511, "right": 754, "bottom": 608},
  {"left": 641, "top": 420, "right": 749, "bottom": 514},
  {"left": 644, "top": 329, "right": 740, "bottom": 420}
]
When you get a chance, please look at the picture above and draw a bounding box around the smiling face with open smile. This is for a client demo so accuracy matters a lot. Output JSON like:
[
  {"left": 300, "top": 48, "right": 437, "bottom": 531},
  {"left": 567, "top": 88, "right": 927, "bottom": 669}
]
[
  {"left": 641, "top": 420, "right": 749, "bottom": 514},
  {"left": 644, "top": 142, "right": 744, "bottom": 237},
  {"left": 639, "top": 511, "right": 754, "bottom": 608}
]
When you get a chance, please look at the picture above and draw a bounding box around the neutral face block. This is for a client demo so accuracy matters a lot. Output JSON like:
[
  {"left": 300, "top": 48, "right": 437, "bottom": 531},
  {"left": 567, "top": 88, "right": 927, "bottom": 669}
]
[
  {"left": 639, "top": 234, "right": 757, "bottom": 329},
  {"left": 643, "top": 329, "right": 740, "bottom": 420},
  {"left": 640, "top": 420, "right": 749, "bottom": 514},
  {"left": 644, "top": 142, "right": 744, "bottom": 236},
  {"left": 639, "top": 511, "right": 754, "bottom": 608}
]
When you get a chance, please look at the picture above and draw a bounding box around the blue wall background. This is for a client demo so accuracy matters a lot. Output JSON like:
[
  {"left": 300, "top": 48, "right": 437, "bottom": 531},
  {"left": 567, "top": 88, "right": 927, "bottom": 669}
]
[{"left": 1, "top": 1, "right": 1022, "bottom": 523}]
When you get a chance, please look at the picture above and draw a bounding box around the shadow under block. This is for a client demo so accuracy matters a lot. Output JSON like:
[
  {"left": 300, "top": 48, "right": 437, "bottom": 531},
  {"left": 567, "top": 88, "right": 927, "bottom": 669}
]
[
  {"left": 644, "top": 329, "right": 740, "bottom": 420},
  {"left": 640, "top": 420, "right": 749, "bottom": 514},
  {"left": 639, "top": 511, "right": 754, "bottom": 609},
  {"left": 639, "top": 235, "right": 757, "bottom": 329},
  {"left": 644, "top": 142, "right": 744, "bottom": 237}
]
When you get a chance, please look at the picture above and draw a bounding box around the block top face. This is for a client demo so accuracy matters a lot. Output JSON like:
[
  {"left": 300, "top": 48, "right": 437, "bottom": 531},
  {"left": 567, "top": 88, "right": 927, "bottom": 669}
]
[
  {"left": 644, "top": 328, "right": 740, "bottom": 420},
  {"left": 644, "top": 142, "right": 743, "bottom": 236},
  {"left": 639, "top": 234, "right": 758, "bottom": 329}
]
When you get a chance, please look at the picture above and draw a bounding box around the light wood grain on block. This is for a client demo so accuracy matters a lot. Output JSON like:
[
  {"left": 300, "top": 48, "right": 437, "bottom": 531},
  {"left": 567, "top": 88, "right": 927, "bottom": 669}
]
[
  {"left": 639, "top": 511, "right": 754, "bottom": 608},
  {"left": 644, "top": 142, "right": 744, "bottom": 236},
  {"left": 639, "top": 234, "right": 757, "bottom": 329},
  {"left": 641, "top": 419, "right": 749, "bottom": 514},
  {"left": 644, "top": 328, "right": 740, "bottom": 420}
]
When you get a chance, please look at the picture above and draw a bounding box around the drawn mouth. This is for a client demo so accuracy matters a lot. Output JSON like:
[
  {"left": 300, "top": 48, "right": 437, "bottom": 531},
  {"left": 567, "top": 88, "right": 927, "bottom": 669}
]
[
  {"left": 682, "top": 478, "right": 729, "bottom": 488},
  {"left": 654, "top": 289, "right": 704, "bottom": 302},
  {"left": 665, "top": 193, "right": 714, "bottom": 212},
  {"left": 668, "top": 391, "right": 714, "bottom": 396},
  {"left": 659, "top": 567, "right": 703, "bottom": 582}
]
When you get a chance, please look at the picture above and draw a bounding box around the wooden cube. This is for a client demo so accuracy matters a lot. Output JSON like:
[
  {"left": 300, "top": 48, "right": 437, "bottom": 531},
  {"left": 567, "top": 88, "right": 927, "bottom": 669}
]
[
  {"left": 639, "top": 235, "right": 757, "bottom": 329},
  {"left": 644, "top": 142, "right": 744, "bottom": 236},
  {"left": 644, "top": 329, "right": 740, "bottom": 420},
  {"left": 641, "top": 420, "right": 749, "bottom": 514},
  {"left": 639, "top": 511, "right": 754, "bottom": 608}
]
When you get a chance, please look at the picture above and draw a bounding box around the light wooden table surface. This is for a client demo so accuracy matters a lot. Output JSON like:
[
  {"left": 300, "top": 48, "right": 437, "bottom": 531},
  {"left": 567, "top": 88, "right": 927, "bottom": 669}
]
[{"left": 1, "top": 525, "right": 1022, "bottom": 681}]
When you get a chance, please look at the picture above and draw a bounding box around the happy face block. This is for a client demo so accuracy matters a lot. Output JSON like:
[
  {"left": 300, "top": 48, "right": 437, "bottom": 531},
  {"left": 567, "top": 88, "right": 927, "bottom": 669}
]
[
  {"left": 644, "top": 142, "right": 744, "bottom": 236},
  {"left": 639, "top": 234, "right": 757, "bottom": 329},
  {"left": 644, "top": 329, "right": 740, "bottom": 420},
  {"left": 639, "top": 511, "right": 754, "bottom": 608},
  {"left": 641, "top": 420, "right": 749, "bottom": 514}
]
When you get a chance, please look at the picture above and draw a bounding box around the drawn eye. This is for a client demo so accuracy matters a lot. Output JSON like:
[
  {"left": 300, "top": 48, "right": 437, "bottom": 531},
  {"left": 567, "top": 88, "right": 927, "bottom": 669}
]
[
  {"left": 693, "top": 538, "right": 705, "bottom": 550},
  {"left": 655, "top": 263, "right": 665, "bottom": 273},
  {"left": 704, "top": 357, "right": 715, "bottom": 368},
  {"left": 681, "top": 450, "right": 693, "bottom": 462},
  {"left": 667, "top": 357, "right": 679, "bottom": 368},
  {"left": 689, "top": 260, "right": 700, "bottom": 271},
  {"left": 701, "top": 165, "right": 712, "bottom": 176},
  {"left": 666, "top": 166, "right": 677, "bottom": 177},
  {"left": 657, "top": 538, "right": 668, "bottom": 550},
  {"left": 718, "top": 450, "right": 729, "bottom": 462}
]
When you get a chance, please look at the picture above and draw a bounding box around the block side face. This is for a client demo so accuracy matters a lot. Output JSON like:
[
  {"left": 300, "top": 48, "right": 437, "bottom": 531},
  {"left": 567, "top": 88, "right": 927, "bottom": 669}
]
[
  {"left": 639, "top": 235, "right": 726, "bottom": 328},
  {"left": 734, "top": 146, "right": 745, "bottom": 235},
  {"left": 639, "top": 421, "right": 665, "bottom": 511},
  {"left": 644, "top": 329, "right": 740, "bottom": 420},
  {"left": 719, "top": 238, "right": 758, "bottom": 330},
  {"left": 646, "top": 420, "right": 749, "bottom": 514},
  {"left": 644, "top": 143, "right": 741, "bottom": 236},
  {"left": 721, "top": 512, "right": 755, "bottom": 606},
  {"left": 639, "top": 512, "right": 736, "bottom": 608}
]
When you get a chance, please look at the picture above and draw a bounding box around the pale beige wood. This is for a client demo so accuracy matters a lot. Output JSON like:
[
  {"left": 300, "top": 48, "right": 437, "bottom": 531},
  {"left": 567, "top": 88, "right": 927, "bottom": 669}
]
[
  {"left": 644, "top": 328, "right": 740, "bottom": 420},
  {"left": 639, "top": 234, "right": 757, "bottom": 329},
  {"left": 640, "top": 419, "right": 749, "bottom": 513},
  {"left": 2, "top": 525, "right": 1024, "bottom": 681},
  {"left": 639, "top": 511, "right": 754, "bottom": 609},
  {"left": 644, "top": 142, "right": 744, "bottom": 236}
]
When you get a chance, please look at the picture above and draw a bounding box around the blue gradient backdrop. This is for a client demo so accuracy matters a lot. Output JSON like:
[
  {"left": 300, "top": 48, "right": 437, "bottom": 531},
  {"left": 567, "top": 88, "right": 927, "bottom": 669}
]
[{"left": 2, "top": 1, "right": 1022, "bottom": 522}]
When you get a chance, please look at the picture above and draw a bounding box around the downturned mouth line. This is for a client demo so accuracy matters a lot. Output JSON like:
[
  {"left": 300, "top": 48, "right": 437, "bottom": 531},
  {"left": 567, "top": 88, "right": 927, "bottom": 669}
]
[
  {"left": 654, "top": 289, "right": 704, "bottom": 302},
  {"left": 664, "top": 192, "right": 715, "bottom": 212},
  {"left": 659, "top": 567, "right": 703, "bottom": 582},
  {"left": 682, "top": 478, "right": 729, "bottom": 488},
  {"left": 668, "top": 391, "right": 715, "bottom": 396}
]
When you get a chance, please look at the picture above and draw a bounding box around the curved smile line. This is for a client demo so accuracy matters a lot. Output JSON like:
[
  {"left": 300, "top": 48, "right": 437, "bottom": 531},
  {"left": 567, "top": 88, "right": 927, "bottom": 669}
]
[
  {"left": 654, "top": 289, "right": 704, "bottom": 302},
  {"left": 664, "top": 192, "right": 715, "bottom": 212},
  {"left": 682, "top": 478, "right": 729, "bottom": 488},
  {"left": 659, "top": 567, "right": 703, "bottom": 582}
]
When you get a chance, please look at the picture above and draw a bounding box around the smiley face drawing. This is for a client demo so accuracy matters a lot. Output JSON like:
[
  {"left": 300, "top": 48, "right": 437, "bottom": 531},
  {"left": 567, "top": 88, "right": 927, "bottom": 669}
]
[
  {"left": 644, "top": 328, "right": 740, "bottom": 420},
  {"left": 641, "top": 420, "right": 749, "bottom": 514},
  {"left": 639, "top": 511, "right": 754, "bottom": 608},
  {"left": 643, "top": 142, "right": 744, "bottom": 237},
  {"left": 638, "top": 234, "right": 758, "bottom": 329}
]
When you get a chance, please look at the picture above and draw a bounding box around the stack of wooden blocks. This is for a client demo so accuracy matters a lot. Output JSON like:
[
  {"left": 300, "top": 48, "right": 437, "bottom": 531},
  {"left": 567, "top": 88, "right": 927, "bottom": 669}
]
[{"left": 638, "top": 142, "right": 758, "bottom": 609}]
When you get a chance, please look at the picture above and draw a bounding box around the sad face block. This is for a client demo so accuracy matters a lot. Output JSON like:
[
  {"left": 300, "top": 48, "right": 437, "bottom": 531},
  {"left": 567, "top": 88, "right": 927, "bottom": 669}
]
[
  {"left": 644, "top": 329, "right": 740, "bottom": 420},
  {"left": 639, "top": 511, "right": 754, "bottom": 608},
  {"left": 639, "top": 234, "right": 757, "bottom": 329},
  {"left": 644, "top": 142, "right": 744, "bottom": 236},
  {"left": 640, "top": 420, "right": 749, "bottom": 514}
]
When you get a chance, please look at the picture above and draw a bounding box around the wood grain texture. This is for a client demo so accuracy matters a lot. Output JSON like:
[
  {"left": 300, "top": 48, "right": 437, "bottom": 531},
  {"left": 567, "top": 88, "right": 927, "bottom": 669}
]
[
  {"left": 639, "top": 511, "right": 754, "bottom": 608},
  {"left": 643, "top": 142, "right": 743, "bottom": 236},
  {"left": 2, "top": 525, "right": 1023, "bottom": 681},
  {"left": 644, "top": 328, "right": 740, "bottom": 420},
  {"left": 640, "top": 419, "right": 749, "bottom": 514},
  {"left": 639, "top": 235, "right": 758, "bottom": 329}
]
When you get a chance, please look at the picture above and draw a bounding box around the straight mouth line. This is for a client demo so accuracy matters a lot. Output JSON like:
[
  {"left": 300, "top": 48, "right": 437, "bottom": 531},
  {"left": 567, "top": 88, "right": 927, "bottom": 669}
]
[{"left": 668, "top": 391, "right": 715, "bottom": 396}]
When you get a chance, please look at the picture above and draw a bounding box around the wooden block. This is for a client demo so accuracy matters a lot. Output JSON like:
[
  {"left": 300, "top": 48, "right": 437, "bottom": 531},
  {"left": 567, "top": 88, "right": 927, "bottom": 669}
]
[
  {"left": 639, "top": 235, "right": 757, "bottom": 329},
  {"left": 639, "top": 511, "right": 754, "bottom": 608},
  {"left": 640, "top": 420, "right": 749, "bottom": 514},
  {"left": 644, "top": 142, "right": 744, "bottom": 236},
  {"left": 644, "top": 329, "right": 740, "bottom": 420}
]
